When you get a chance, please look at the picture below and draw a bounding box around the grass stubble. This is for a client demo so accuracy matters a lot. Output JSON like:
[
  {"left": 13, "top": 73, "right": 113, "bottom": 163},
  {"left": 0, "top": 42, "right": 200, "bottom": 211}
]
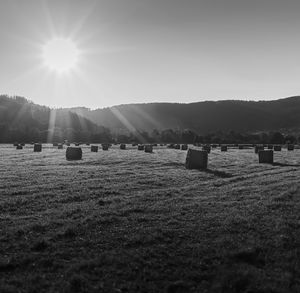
[{"left": 0, "top": 144, "right": 299, "bottom": 292}]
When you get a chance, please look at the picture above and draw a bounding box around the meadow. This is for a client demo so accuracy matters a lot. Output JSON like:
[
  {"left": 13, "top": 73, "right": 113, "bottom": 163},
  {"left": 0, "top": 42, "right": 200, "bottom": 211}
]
[{"left": 0, "top": 144, "right": 299, "bottom": 293}]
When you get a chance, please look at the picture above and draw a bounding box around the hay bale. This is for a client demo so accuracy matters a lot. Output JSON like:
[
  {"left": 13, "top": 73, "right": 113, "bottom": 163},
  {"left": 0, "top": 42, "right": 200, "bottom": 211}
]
[
  {"left": 145, "top": 144, "right": 153, "bottom": 153},
  {"left": 267, "top": 144, "right": 273, "bottom": 150},
  {"left": 34, "top": 143, "right": 42, "bottom": 152},
  {"left": 58, "top": 144, "right": 63, "bottom": 149},
  {"left": 102, "top": 144, "right": 109, "bottom": 151},
  {"left": 66, "top": 147, "right": 82, "bottom": 160},
  {"left": 258, "top": 150, "right": 273, "bottom": 164},
  {"left": 185, "top": 149, "right": 208, "bottom": 169},
  {"left": 255, "top": 145, "right": 264, "bottom": 154},
  {"left": 120, "top": 144, "right": 126, "bottom": 150},
  {"left": 167, "top": 144, "right": 175, "bottom": 148},
  {"left": 16, "top": 145, "right": 23, "bottom": 150},
  {"left": 138, "top": 145, "right": 144, "bottom": 151},
  {"left": 287, "top": 144, "right": 294, "bottom": 151},
  {"left": 202, "top": 145, "right": 211, "bottom": 153},
  {"left": 181, "top": 144, "right": 188, "bottom": 150},
  {"left": 221, "top": 145, "right": 227, "bottom": 152},
  {"left": 174, "top": 144, "right": 180, "bottom": 149},
  {"left": 91, "top": 145, "right": 98, "bottom": 152},
  {"left": 274, "top": 145, "right": 282, "bottom": 151}
]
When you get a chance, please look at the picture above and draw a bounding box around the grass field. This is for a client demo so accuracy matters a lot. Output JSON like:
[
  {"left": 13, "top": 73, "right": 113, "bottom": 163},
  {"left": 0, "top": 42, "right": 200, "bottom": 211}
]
[{"left": 0, "top": 144, "right": 300, "bottom": 293}]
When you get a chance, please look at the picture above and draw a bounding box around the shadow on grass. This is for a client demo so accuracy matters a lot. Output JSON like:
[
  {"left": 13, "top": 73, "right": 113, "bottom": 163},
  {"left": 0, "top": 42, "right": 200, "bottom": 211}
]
[
  {"left": 272, "top": 162, "right": 300, "bottom": 167},
  {"left": 198, "top": 168, "right": 232, "bottom": 178}
]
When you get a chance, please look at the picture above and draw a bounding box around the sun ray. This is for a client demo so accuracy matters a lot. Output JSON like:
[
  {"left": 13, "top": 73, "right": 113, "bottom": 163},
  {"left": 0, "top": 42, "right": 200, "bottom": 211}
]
[
  {"left": 68, "top": 1, "right": 99, "bottom": 40},
  {"left": 130, "top": 104, "right": 162, "bottom": 130},
  {"left": 47, "top": 109, "right": 57, "bottom": 143},
  {"left": 109, "top": 107, "right": 147, "bottom": 143},
  {"left": 41, "top": 0, "right": 58, "bottom": 38}
]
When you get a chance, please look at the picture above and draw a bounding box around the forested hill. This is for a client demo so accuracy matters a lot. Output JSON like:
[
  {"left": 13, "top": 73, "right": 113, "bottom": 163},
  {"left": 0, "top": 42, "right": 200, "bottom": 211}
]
[
  {"left": 0, "top": 95, "right": 111, "bottom": 143},
  {"left": 1, "top": 95, "right": 300, "bottom": 143},
  {"left": 68, "top": 96, "right": 300, "bottom": 133}
]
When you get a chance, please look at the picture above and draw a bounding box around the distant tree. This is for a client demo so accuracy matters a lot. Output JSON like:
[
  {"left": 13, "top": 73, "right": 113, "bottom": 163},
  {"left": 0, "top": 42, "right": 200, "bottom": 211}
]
[
  {"left": 181, "top": 129, "right": 196, "bottom": 143},
  {"left": 284, "top": 134, "right": 296, "bottom": 144},
  {"left": 270, "top": 132, "right": 285, "bottom": 144}
]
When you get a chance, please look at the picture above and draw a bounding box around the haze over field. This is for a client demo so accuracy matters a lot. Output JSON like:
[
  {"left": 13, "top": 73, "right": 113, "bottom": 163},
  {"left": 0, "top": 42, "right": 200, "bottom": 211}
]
[{"left": 1, "top": 0, "right": 300, "bottom": 108}]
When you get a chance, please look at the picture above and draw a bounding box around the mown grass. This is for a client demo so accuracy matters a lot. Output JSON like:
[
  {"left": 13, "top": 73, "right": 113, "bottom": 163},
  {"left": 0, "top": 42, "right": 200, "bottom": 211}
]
[{"left": 0, "top": 144, "right": 300, "bottom": 292}]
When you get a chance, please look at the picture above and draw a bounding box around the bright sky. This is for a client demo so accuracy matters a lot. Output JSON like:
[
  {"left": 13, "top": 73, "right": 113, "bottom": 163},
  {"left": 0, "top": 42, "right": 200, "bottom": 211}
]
[{"left": 1, "top": 0, "right": 300, "bottom": 109}]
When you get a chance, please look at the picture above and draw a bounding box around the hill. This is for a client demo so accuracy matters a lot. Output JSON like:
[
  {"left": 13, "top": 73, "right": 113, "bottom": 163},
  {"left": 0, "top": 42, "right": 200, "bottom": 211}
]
[
  {"left": 0, "top": 95, "right": 111, "bottom": 143},
  {"left": 68, "top": 96, "right": 300, "bottom": 134}
]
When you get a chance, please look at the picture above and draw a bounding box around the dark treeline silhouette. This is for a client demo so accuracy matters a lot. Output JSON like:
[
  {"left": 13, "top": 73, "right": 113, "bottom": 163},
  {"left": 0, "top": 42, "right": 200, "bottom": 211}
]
[
  {"left": 115, "top": 129, "right": 299, "bottom": 145},
  {"left": 0, "top": 95, "right": 299, "bottom": 144}
]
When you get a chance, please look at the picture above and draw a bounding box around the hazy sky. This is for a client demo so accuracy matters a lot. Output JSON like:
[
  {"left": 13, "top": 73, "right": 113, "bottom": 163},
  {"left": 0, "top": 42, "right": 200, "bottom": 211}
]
[{"left": 1, "top": 0, "right": 300, "bottom": 109}]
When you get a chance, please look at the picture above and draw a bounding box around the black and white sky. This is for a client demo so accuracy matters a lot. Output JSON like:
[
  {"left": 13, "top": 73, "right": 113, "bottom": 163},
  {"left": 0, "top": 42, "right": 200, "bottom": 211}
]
[{"left": 1, "top": 0, "right": 300, "bottom": 108}]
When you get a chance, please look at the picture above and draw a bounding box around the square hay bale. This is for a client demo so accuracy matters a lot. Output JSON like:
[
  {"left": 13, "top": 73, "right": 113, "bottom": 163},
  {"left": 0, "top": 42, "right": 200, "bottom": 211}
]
[
  {"left": 274, "top": 145, "right": 282, "bottom": 151},
  {"left": 91, "top": 145, "right": 99, "bottom": 152},
  {"left": 267, "top": 144, "right": 273, "bottom": 149},
  {"left": 66, "top": 147, "right": 82, "bottom": 160},
  {"left": 255, "top": 145, "right": 264, "bottom": 154},
  {"left": 221, "top": 145, "right": 228, "bottom": 152},
  {"left": 174, "top": 144, "right": 180, "bottom": 149},
  {"left": 181, "top": 144, "right": 188, "bottom": 150},
  {"left": 58, "top": 144, "right": 63, "bottom": 149},
  {"left": 287, "top": 144, "right": 294, "bottom": 151},
  {"left": 120, "top": 144, "right": 126, "bottom": 150},
  {"left": 258, "top": 150, "right": 273, "bottom": 164},
  {"left": 145, "top": 144, "right": 153, "bottom": 153},
  {"left": 185, "top": 149, "right": 208, "bottom": 169},
  {"left": 34, "top": 143, "right": 42, "bottom": 152},
  {"left": 16, "top": 145, "right": 23, "bottom": 150},
  {"left": 102, "top": 144, "right": 109, "bottom": 151},
  {"left": 138, "top": 145, "right": 145, "bottom": 151}
]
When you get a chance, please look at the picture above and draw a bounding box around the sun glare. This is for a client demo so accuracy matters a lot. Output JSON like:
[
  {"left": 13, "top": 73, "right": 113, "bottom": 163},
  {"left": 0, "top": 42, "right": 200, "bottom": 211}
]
[{"left": 42, "top": 38, "right": 79, "bottom": 73}]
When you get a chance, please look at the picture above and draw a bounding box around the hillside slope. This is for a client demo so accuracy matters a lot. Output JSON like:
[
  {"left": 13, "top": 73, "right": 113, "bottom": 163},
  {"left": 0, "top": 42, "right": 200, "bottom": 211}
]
[
  {"left": 0, "top": 95, "right": 110, "bottom": 142},
  {"left": 68, "top": 96, "right": 300, "bottom": 133}
]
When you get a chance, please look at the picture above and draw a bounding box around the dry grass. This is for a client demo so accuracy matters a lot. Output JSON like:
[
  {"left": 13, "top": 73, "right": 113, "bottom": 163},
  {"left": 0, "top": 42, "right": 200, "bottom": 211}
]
[{"left": 0, "top": 144, "right": 300, "bottom": 292}]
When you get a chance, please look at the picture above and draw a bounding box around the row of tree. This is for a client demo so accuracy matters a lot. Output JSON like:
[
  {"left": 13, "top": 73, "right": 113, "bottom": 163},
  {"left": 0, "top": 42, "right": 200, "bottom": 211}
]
[{"left": 114, "top": 129, "right": 300, "bottom": 145}]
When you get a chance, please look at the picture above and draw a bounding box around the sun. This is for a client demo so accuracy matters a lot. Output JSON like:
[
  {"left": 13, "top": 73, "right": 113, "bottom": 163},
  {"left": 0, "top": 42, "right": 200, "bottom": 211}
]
[{"left": 42, "top": 38, "right": 79, "bottom": 73}]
